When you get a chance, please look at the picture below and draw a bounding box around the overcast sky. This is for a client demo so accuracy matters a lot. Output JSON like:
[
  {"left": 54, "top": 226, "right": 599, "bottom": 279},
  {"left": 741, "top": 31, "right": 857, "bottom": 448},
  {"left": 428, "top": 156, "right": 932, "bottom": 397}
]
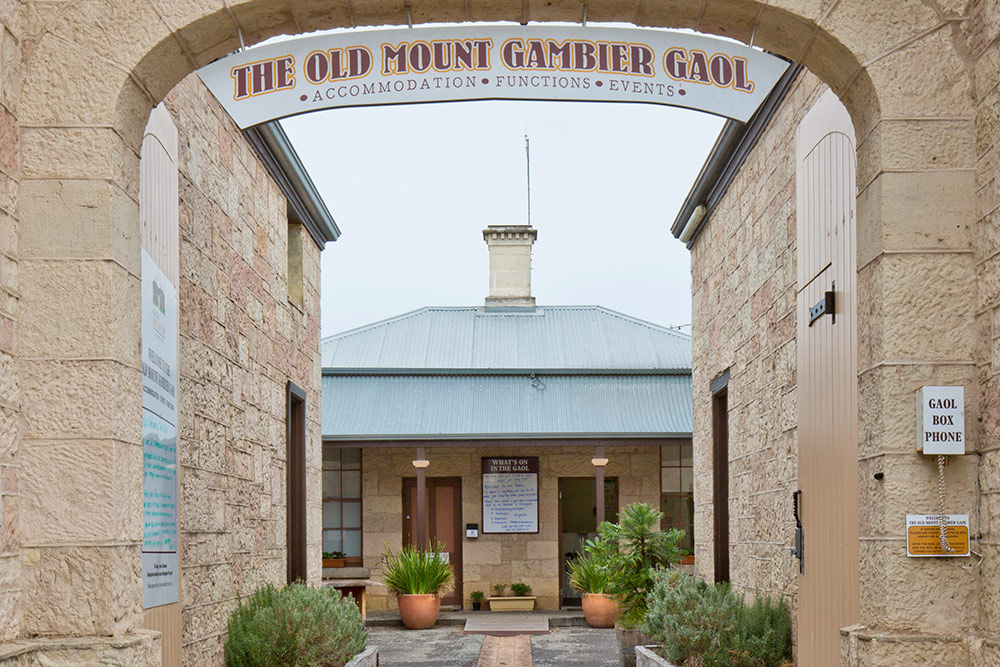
[{"left": 279, "top": 29, "right": 725, "bottom": 337}]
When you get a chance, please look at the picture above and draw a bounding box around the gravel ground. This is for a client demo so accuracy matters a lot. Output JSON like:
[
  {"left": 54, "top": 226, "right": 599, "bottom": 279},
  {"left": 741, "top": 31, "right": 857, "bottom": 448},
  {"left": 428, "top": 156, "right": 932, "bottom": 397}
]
[
  {"left": 365, "top": 625, "right": 621, "bottom": 666},
  {"left": 531, "top": 628, "right": 620, "bottom": 667}
]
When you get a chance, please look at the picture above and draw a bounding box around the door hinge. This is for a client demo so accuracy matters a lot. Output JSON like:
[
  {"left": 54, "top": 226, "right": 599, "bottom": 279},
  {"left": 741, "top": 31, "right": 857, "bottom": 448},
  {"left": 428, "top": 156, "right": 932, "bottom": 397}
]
[
  {"left": 791, "top": 489, "right": 804, "bottom": 574},
  {"left": 808, "top": 290, "right": 835, "bottom": 327}
]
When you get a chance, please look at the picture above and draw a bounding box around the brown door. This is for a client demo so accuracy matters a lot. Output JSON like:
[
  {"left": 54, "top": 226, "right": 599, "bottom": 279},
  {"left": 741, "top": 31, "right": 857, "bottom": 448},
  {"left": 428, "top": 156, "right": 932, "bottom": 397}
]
[
  {"left": 795, "top": 89, "right": 860, "bottom": 666},
  {"left": 402, "top": 477, "right": 463, "bottom": 607}
]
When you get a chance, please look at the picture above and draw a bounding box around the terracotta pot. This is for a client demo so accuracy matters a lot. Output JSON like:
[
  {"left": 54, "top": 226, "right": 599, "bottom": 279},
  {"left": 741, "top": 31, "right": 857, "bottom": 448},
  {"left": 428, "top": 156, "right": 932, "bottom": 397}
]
[
  {"left": 582, "top": 593, "right": 619, "bottom": 628},
  {"left": 397, "top": 594, "right": 440, "bottom": 630}
]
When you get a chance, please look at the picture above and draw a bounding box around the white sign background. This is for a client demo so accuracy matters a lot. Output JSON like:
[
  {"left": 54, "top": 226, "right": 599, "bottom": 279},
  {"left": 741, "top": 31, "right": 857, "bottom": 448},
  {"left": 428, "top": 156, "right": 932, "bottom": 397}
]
[
  {"left": 916, "top": 385, "right": 965, "bottom": 455},
  {"left": 482, "top": 472, "right": 539, "bottom": 533},
  {"left": 198, "top": 26, "right": 789, "bottom": 128},
  {"left": 141, "top": 249, "right": 180, "bottom": 608}
]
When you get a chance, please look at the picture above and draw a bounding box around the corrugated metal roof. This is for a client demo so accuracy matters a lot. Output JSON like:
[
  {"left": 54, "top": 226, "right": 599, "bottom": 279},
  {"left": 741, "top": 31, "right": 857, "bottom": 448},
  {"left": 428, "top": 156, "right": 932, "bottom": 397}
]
[
  {"left": 321, "top": 373, "right": 692, "bottom": 439},
  {"left": 321, "top": 306, "right": 691, "bottom": 371}
]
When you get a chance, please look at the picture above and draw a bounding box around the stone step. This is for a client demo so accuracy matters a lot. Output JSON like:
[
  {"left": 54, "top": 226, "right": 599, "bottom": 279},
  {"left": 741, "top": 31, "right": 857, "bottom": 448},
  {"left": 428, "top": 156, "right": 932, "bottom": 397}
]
[{"left": 464, "top": 612, "right": 549, "bottom": 636}]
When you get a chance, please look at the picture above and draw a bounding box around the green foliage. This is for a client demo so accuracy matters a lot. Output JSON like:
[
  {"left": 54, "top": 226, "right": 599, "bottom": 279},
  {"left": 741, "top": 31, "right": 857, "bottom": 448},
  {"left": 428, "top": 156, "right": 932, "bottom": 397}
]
[
  {"left": 567, "top": 550, "right": 611, "bottom": 595},
  {"left": 470, "top": 590, "right": 485, "bottom": 602},
  {"left": 510, "top": 582, "right": 532, "bottom": 596},
  {"left": 584, "top": 502, "right": 685, "bottom": 628},
  {"left": 491, "top": 583, "right": 507, "bottom": 597},
  {"left": 380, "top": 541, "right": 454, "bottom": 596},
  {"left": 641, "top": 570, "right": 792, "bottom": 667},
  {"left": 322, "top": 551, "right": 345, "bottom": 559},
  {"left": 224, "top": 583, "right": 367, "bottom": 667}
]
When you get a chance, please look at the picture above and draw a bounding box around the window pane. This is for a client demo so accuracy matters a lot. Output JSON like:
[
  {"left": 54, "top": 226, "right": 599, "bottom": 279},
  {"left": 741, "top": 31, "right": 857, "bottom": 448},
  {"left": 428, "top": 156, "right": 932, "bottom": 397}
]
[
  {"left": 323, "top": 531, "right": 342, "bottom": 553},
  {"left": 661, "top": 467, "right": 680, "bottom": 492},
  {"left": 342, "top": 447, "right": 361, "bottom": 469},
  {"left": 681, "top": 468, "right": 693, "bottom": 493},
  {"left": 661, "top": 495, "right": 684, "bottom": 525},
  {"left": 323, "top": 471, "right": 341, "bottom": 498},
  {"left": 323, "top": 446, "right": 341, "bottom": 470},
  {"left": 343, "top": 530, "right": 362, "bottom": 558},
  {"left": 661, "top": 444, "right": 680, "bottom": 466},
  {"left": 342, "top": 471, "right": 361, "bottom": 498},
  {"left": 680, "top": 443, "right": 693, "bottom": 467},
  {"left": 682, "top": 494, "right": 694, "bottom": 525},
  {"left": 342, "top": 501, "right": 361, "bottom": 528},
  {"left": 323, "top": 500, "right": 341, "bottom": 529}
]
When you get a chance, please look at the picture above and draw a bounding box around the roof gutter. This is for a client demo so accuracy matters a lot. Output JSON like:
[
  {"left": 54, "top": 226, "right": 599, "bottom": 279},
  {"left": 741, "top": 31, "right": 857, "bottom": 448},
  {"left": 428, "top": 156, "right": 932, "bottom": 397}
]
[
  {"left": 244, "top": 121, "right": 341, "bottom": 248},
  {"left": 321, "top": 367, "right": 693, "bottom": 376},
  {"left": 670, "top": 62, "right": 802, "bottom": 248}
]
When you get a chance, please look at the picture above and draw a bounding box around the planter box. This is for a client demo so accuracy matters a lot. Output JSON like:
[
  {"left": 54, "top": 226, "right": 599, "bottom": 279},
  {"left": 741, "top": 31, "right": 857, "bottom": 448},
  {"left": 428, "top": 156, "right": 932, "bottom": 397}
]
[
  {"left": 345, "top": 646, "right": 378, "bottom": 667},
  {"left": 635, "top": 646, "right": 673, "bottom": 667},
  {"left": 487, "top": 596, "right": 536, "bottom": 611},
  {"left": 323, "top": 558, "right": 345, "bottom": 568}
]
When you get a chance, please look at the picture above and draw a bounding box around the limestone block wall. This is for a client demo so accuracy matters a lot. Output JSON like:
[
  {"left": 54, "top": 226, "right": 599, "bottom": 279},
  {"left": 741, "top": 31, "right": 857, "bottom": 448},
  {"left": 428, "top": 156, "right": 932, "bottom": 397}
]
[
  {"left": 360, "top": 444, "right": 661, "bottom": 612},
  {"left": 0, "top": 0, "right": 18, "bottom": 644},
  {"left": 690, "top": 71, "right": 826, "bottom": 605},
  {"left": 162, "top": 74, "right": 323, "bottom": 664},
  {"left": 973, "top": 0, "right": 1000, "bottom": 649}
]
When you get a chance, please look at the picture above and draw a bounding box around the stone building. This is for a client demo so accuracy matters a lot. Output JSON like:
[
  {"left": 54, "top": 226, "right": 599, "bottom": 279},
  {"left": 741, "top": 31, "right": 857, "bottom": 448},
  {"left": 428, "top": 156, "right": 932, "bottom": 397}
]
[
  {"left": 320, "top": 225, "right": 694, "bottom": 613},
  {"left": 0, "top": 0, "right": 999, "bottom": 666}
]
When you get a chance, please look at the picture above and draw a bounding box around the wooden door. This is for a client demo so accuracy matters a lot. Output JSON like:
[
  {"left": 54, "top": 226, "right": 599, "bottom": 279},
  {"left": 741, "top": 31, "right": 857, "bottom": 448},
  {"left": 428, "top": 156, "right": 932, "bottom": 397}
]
[
  {"left": 795, "top": 89, "right": 859, "bottom": 666},
  {"left": 403, "top": 477, "right": 463, "bottom": 607}
]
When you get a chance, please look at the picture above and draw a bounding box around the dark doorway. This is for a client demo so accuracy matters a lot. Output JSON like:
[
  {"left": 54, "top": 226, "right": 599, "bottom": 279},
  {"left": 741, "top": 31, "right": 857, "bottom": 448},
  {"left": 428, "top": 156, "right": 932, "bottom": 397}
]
[
  {"left": 711, "top": 382, "right": 730, "bottom": 584},
  {"left": 402, "top": 477, "right": 463, "bottom": 608},
  {"left": 286, "top": 382, "right": 307, "bottom": 584},
  {"left": 558, "top": 476, "right": 618, "bottom": 607}
]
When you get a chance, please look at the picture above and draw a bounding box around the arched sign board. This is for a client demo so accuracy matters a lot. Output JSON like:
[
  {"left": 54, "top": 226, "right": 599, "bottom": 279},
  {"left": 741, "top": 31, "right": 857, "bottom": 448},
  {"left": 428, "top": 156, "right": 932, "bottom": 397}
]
[{"left": 198, "top": 26, "right": 790, "bottom": 128}]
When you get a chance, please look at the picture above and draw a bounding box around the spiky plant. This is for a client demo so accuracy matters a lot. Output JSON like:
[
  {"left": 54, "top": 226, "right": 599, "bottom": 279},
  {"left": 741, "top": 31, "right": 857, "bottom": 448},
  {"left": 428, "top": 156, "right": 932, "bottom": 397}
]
[{"left": 380, "top": 541, "right": 454, "bottom": 596}]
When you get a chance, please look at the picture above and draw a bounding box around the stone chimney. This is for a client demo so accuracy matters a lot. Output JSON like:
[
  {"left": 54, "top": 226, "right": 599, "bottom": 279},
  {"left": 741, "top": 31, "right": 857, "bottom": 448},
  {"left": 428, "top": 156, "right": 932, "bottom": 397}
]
[{"left": 483, "top": 225, "right": 537, "bottom": 310}]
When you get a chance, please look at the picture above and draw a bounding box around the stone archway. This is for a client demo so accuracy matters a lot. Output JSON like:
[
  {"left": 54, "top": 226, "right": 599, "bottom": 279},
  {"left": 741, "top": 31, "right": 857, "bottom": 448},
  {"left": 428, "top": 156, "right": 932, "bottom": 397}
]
[{"left": 5, "top": 1, "right": 989, "bottom": 665}]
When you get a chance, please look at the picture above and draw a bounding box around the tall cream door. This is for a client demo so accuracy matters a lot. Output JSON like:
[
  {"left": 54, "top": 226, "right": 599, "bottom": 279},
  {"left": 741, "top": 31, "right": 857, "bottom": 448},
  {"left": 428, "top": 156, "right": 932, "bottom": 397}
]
[
  {"left": 139, "top": 105, "right": 182, "bottom": 667},
  {"left": 794, "top": 89, "right": 859, "bottom": 666}
]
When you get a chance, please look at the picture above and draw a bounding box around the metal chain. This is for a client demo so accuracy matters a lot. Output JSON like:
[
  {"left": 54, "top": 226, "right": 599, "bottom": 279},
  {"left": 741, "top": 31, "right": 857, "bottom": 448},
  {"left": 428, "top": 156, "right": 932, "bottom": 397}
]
[{"left": 938, "top": 455, "right": 955, "bottom": 553}]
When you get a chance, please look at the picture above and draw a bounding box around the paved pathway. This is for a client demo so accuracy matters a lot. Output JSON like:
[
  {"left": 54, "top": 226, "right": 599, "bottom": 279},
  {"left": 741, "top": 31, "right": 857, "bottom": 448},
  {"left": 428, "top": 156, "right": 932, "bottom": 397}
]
[
  {"left": 476, "top": 635, "right": 532, "bottom": 666},
  {"left": 366, "top": 626, "right": 620, "bottom": 666}
]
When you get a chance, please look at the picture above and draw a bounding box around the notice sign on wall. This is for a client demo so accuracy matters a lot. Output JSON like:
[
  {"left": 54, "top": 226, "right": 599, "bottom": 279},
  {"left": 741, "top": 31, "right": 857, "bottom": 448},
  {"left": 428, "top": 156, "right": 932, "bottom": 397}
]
[
  {"left": 141, "top": 249, "right": 179, "bottom": 608},
  {"left": 906, "top": 515, "right": 970, "bottom": 557},
  {"left": 482, "top": 457, "right": 539, "bottom": 534},
  {"left": 916, "top": 385, "right": 965, "bottom": 455},
  {"left": 198, "top": 26, "right": 790, "bottom": 129}
]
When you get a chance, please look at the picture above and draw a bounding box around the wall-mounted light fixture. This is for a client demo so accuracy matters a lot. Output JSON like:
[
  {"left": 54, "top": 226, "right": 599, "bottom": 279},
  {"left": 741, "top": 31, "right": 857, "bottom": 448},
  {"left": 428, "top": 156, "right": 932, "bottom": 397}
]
[
  {"left": 412, "top": 459, "right": 430, "bottom": 468},
  {"left": 591, "top": 457, "right": 609, "bottom": 467}
]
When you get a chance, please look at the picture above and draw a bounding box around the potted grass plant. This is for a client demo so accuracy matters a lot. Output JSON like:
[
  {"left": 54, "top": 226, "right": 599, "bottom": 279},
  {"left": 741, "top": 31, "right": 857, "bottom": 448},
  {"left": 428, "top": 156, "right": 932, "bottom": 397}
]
[
  {"left": 568, "top": 550, "right": 619, "bottom": 628},
  {"left": 470, "top": 590, "right": 485, "bottom": 611},
  {"left": 380, "top": 541, "right": 454, "bottom": 629}
]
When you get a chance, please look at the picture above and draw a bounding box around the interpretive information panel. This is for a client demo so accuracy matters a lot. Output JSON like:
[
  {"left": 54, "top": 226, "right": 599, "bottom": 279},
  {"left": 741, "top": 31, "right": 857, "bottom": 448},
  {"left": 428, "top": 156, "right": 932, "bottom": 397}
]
[
  {"left": 906, "top": 514, "right": 970, "bottom": 557},
  {"left": 141, "top": 249, "right": 180, "bottom": 608},
  {"left": 482, "top": 457, "right": 539, "bottom": 534},
  {"left": 198, "top": 26, "right": 790, "bottom": 128}
]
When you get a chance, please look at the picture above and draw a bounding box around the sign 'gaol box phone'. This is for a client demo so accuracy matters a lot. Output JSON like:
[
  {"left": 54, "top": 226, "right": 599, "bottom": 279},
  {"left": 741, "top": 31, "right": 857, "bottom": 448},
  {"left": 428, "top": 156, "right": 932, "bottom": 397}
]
[{"left": 916, "top": 385, "right": 965, "bottom": 455}]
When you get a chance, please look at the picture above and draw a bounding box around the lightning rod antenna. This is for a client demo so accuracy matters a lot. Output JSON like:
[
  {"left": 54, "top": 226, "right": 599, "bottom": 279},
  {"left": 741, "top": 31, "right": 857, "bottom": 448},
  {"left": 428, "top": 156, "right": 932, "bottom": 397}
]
[{"left": 525, "top": 133, "right": 531, "bottom": 226}]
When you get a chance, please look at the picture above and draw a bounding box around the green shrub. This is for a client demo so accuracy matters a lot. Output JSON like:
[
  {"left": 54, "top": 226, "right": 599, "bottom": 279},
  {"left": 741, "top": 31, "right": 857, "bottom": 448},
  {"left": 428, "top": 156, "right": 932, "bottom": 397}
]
[
  {"left": 510, "top": 582, "right": 532, "bottom": 596},
  {"left": 567, "top": 550, "right": 611, "bottom": 595},
  {"left": 585, "top": 502, "right": 685, "bottom": 627},
  {"left": 491, "top": 583, "right": 507, "bottom": 596},
  {"left": 641, "top": 570, "right": 792, "bottom": 667},
  {"left": 224, "top": 583, "right": 367, "bottom": 667},
  {"left": 727, "top": 595, "right": 793, "bottom": 667},
  {"left": 380, "top": 541, "right": 454, "bottom": 595},
  {"left": 470, "top": 590, "right": 485, "bottom": 602}
]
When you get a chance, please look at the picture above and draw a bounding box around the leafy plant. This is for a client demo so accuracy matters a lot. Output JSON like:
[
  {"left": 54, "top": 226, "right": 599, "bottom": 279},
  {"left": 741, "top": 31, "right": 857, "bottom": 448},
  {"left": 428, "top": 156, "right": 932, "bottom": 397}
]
[
  {"left": 323, "top": 551, "right": 345, "bottom": 559},
  {"left": 584, "top": 502, "right": 684, "bottom": 627},
  {"left": 380, "top": 541, "right": 454, "bottom": 596},
  {"left": 470, "top": 590, "right": 485, "bottom": 602},
  {"left": 224, "top": 582, "right": 367, "bottom": 667},
  {"left": 491, "top": 583, "right": 508, "bottom": 597},
  {"left": 567, "top": 550, "right": 611, "bottom": 595},
  {"left": 641, "top": 570, "right": 792, "bottom": 667},
  {"left": 510, "top": 582, "right": 532, "bottom": 596}
]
